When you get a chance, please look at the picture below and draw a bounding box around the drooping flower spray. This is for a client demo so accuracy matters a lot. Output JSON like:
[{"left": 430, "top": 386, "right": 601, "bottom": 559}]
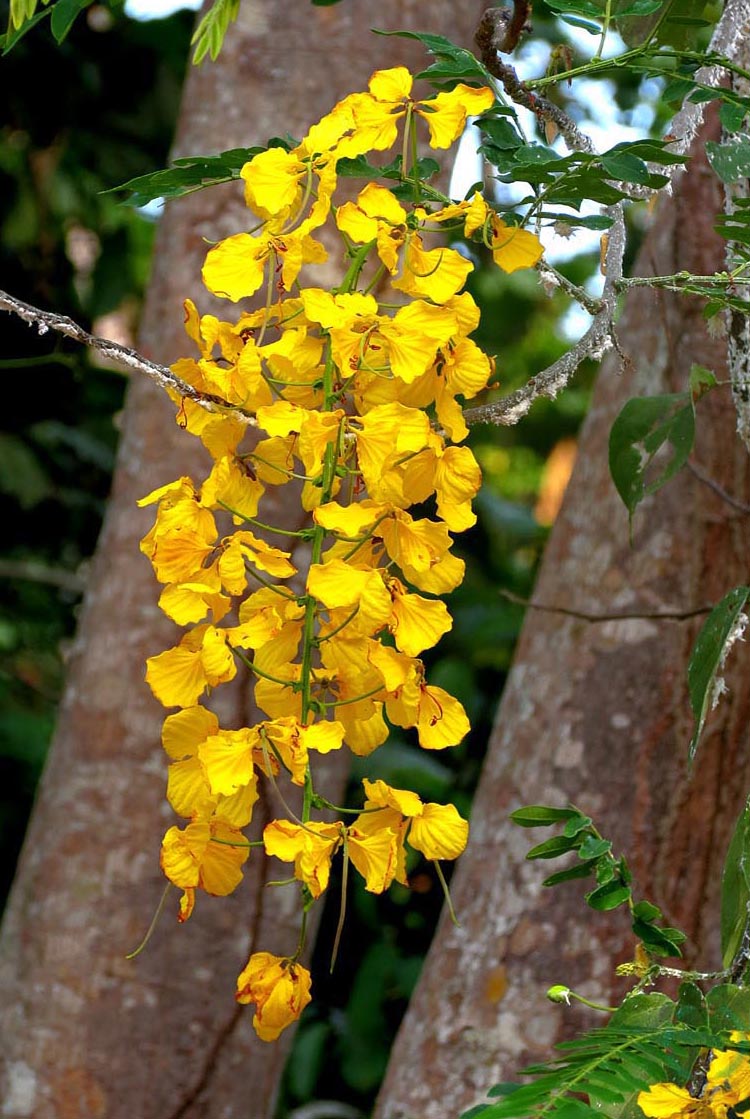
[{"left": 139, "top": 65, "right": 542, "bottom": 1040}]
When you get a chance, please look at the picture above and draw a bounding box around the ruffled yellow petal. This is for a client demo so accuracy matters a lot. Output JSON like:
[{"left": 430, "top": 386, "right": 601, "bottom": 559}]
[
  {"left": 162, "top": 704, "right": 219, "bottom": 760},
  {"left": 202, "top": 232, "right": 267, "bottom": 302},
  {"left": 408, "top": 802, "right": 469, "bottom": 860},
  {"left": 418, "top": 84, "right": 494, "bottom": 148},
  {"left": 199, "top": 727, "right": 261, "bottom": 798},
  {"left": 637, "top": 1085, "right": 701, "bottom": 1119},
  {"left": 491, "top": 221, "right": 544, "bottom": 273},
  {"left": 236, "top": 952, "right": 312, "bottom": 1042},
  {"left": 417, "top": 685, "right": 470, "bottom": 749},
  {"left": 347, "top": 824, "right": 399, "bottom": 892}
]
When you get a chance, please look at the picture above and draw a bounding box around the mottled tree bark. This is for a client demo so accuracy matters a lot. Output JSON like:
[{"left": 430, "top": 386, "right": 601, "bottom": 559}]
[
  {"left": 374, "top": 117, "right": 750, "bottom": 1119},
  {"left": 0, "top": 3, "right": 484, "bottom": 1118}
]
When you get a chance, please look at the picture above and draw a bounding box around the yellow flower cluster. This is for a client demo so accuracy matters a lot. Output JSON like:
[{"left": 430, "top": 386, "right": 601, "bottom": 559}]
[
  {"left": 638, "top": 1034, "right": 750, "bottom": 1119},
  {"left": 140, "top": 65, "right": 543, "bottom": 1041}
]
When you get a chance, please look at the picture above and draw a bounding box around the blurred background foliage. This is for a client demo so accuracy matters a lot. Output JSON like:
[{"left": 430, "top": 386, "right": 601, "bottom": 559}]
[{"left": 0, "top": 0, "right": 678, "bottom": 1113}]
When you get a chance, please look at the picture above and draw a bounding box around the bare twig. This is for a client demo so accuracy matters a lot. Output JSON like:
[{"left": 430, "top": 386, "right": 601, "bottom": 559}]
[
  {"left": 465, "top": 203, "right": 626, "bottom": 427},
  {"left": 500, "top": 587, "right": 713, "bottom": 622},
  {"left": 0, "top": 289, "right": 257, "bottom": 427},
  {"left": 0, "top": 558, "right": 86, "bottom": 594},
  {"left": 687, "top": 460, "right": 750, "bottom": 514}
]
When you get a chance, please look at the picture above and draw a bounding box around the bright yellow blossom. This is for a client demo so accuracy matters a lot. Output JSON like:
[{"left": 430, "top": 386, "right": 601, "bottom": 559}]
[
  {"left": 236, "top": 952, "right": 312, "bottom": 1042},
  {"left": 348, "top": 67, "right": 494, "bottom": 151}
]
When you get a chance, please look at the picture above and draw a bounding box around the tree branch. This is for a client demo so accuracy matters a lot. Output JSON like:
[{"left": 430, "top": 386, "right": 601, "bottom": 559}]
[
  {"left": 500, "top": 588, "right": 713, "bottom": 622},
  {"left": 0, "top": 289, "right": 258, "bottom": 427},
  {"left": 464, "top": 203, "right": 626, "bottom": 427}
]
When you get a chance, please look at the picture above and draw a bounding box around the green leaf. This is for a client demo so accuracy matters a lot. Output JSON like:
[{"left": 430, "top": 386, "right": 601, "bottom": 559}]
[
  {"left": 585, "top": 880, "right": 631, "bottom": 910},
  {"left": 106, "top": 149, "right": 262, "bottom": 207},
  {"left": 689, "top": 364, "right": 717, "bottom": 401},
  {"left": 374, "top": 28, "right": 490, "bottom": 85},
  {"left": 632, "top": 900, "right": 662, "bottom": 922},
  {"left": 608, "top": 393, "right": 695, "bottom": 529},
  {"left": 578, "top": 835, "right": 612, "bottom": 859},
  {"left": 50, "top": 0, "right": 88, "bottom": 43},
  {"left": 542, "top": 860, "right": 599, "bottom": 887},
  {"left": 544, "top": 0, "right": 603, "bottom": 15},
  {"left": 687, "top": 586, "right": 750, "bottom": 763},
  {"left": 190, "top": 0, "right": 240, "bottom": 65},
  {"left": 1, "top": 4, "right": 49, "bottom": 53},
  {"left": 510, "top": 805, "right": 580, "bottom": 828},
  {"left": 676, "top": 982, "right": 708, "bottom": 1029},
  {"left": 541, "top": 213, "right": 615, "bottom": 230},
  {"left": 563, "top": 814, "right": 593, "bottom": 838},
  {"left": 609, "top": 991, "right": 675, "bottom": 1029},
  {"left": 707, "top": 984, "right": 750, "bottom": 1031},
  {"left": 706, "top": 138, "right": 750, "bottom": 184},
  {"left": 634, "top": 919, "right": 686, "bottom": 957},
  {"left": 0, "top": 434, "right": 53, "bottom": 508},
  {"left": 526, "top": 835, "right": 582, "bottom": 860},
  {"left": 615, "top": 0, "right": 661, "bottom": 14},
  {"left": 720, "top": 796, "right": 750, "bottom": 969},
  {"left": 559, "top": 14, "right": 604, "bottom": 33},
  {"left": 720, "top": 102, "right": 746, "bottom": 133},
  {"left": 600, "top": 151, "right": 652, "bottom": 185}
]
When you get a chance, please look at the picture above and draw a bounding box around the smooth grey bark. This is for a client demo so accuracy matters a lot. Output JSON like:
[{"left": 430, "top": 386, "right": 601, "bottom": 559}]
[
  {"left": 374, "top": 116, "right": 750, "bottom": 1119},
  {"left": 0, "top": 4, "right": 487, "bottom": 1118}
]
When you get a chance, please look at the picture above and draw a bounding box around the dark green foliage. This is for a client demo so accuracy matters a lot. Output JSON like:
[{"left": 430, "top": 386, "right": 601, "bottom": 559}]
[
  {"left": 513, "top": 806, "right": 687, "bottom": 956},
  {"left": 721, "top": 797, "right": 750, "bottom": 971},
  {"left": 687, "top": 587, "right": 750, "bottom": 763},
  {"left": 464, "top": 989, "right": 750, "bottom": 1119}
]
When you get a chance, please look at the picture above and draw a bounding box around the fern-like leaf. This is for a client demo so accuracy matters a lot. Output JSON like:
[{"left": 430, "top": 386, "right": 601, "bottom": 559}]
[
  {"left": 464, "top": 994, "right": 748, "bottom": 1119},
  {"left": 191, "top": 0, "right": 240, "bottom": 65}
]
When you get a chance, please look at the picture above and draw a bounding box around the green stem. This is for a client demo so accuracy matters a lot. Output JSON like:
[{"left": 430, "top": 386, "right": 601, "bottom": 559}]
[
  {"left": 595, "top": 0, "right": 612, "bottom": 61},
  {"left": 316, "top": 605, "right": 360, "bottom": 644},
  {"left": 217, "top": 499, "right": 310, "bottom": 538},
  {"left": 292, "top": 905, "right": 309, "bottom": 963},
  {"left": 125, "top": 882, "right": 172, "bottom": 960},
  {"left": 334, "top": 239, "right": 376, "bottom": 296},
  {"left": 433, "top": 860, "right": 460, "bottom": 927},
  {"left": 242, "top": 563, "right": 298, "bottom": 600},
  {"left": 234, "top": 648, "right": 298, "bottom": 689},
  {"left": 330, "top": 837, "right": 349, "bottom": 972},
  {"left": 322, "top": 683, "right": 383, "bottom": 709}
]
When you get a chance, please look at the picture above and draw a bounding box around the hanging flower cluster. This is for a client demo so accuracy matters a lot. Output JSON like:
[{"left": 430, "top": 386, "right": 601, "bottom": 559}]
[{"left": 139, "top": 65, "right": 543, "bottom": 1042}]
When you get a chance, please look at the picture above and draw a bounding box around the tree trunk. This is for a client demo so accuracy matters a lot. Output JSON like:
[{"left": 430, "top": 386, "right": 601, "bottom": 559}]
[
  {"left": 374, "top": 116, "right": 750, "bottom": 1119},
  {"left": 0, "top": 3, "right": 484, "bottom": 1118}
]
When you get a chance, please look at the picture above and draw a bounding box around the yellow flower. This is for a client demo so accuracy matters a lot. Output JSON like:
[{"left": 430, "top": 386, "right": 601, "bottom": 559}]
[
  {"left": 236, "top": 952, "right": 312, "bottom": 1042},
  {"left": 346, "top": 823, "right": 400, "bottom": 892},
  {"left": 263, "top": 818, "right": 342, "bottom": 898},
  {"left": 203, "top": 227, "right": 327, "bottom": 303},
  {"left": 431, "top": 191, "right": 544, "bottom": 273},
  {"left": 379, "top": 508, "right": 453, "bottom": 573},
  {"left": 385, "top": 574, "right": 453, "bottom": 657},
  {"left": 160, "top": 818, "right": 249, "bottom": 896},
  {"left": 638, "top": 1085, "right": 709, "bottom": 1119},
  {"left": 200, "top": 455, "right": 265, "bottom": 522},
  {"left": 161, "top": 706, "right": 262, "bottom": 826},
  {"left": 350, "top": 67, "right": 494, "bottom": 151},
  {"left": 335, "top": 183, "right": 472, "bottom": 304},
  {"left": 146, "top": 624, "right": 237, "bottom": 708},
  {"left": 308, "top": 558, "right": 392, "bottom": 635},
  {"left": 351, "top": 778, "right": 469, "bottom": 883}
]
